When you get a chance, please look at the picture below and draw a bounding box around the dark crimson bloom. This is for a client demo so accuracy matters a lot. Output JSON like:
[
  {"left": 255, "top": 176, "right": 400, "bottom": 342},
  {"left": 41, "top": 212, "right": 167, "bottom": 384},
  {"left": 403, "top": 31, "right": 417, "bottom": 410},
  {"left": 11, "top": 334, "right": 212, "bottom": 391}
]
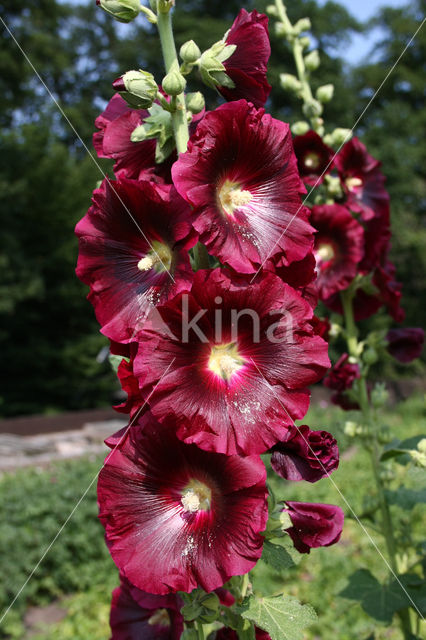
[
  {"left": 310, "top": 204, "right": 364, "bottom": 300},
  {"left": 98, "top": 413, "right": 268, "bottom": 594},
  {"left": 323, "top": 353, "right": 360, "bottom": 410},
  {"left": 386, "top": 328, "right": 424, "bottom": 363},
  {"left": 283, "top": 501, "right": 344, "bottom": 554},
  {"left": 93, "top": 94, "right": 164, "bottom": 182},
  {"left": 172, "top": 100, "right": 313, "bottom": 274},
  {"left": 293, "top": 130, "right": 334, "bottom": 186},
  {"left": 264, "top": 252, "right": 316, "bottom": 290},
  {"left": 335, "top": 137, "right": 389, "bottom": 222},
  {"left": 310, "top": 316, "right": 331, "bottom": 341},
  {"left": 133, "top": 269, "right": 330, "bottom": 455},
  {"left": 271, "top": 424, "right": 339, "bottom": 483},
  {"left": 323, "top": 353, "right": 360, "bottom": 392},
  {"left": 114, "top": 354, "right": 144, "bottom": 419},
  {"left": 220, "top": 9, "right": 271, "bottom": 108},
  {"left": 110, "top": 576, "right": 183, "bottom": 639},
  {"left": 75, "top": 178, "right": 196, "bottom": 345}
]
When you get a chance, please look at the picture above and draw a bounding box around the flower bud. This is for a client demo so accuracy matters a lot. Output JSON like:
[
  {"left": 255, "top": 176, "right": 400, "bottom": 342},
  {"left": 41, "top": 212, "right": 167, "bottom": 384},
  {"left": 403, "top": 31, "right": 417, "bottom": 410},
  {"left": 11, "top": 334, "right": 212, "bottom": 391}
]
[
  {"left": 293, "top": 18, "right": 311, "bottom": 34},
  {"left": 344, "top": 421, "right": 358, "bottom": 437},
  {"left": 371, "top": 383, "right": 389, "bottom": 409},
  {"left": 363, "top": 347, "right": 378, "bottom": 365},
  {"left": 162, "top": 65, "right": 186, "bottom": 96},
  {"left": 185, "top": 91, "right": 205, "bottom": 114},
  {"left": 266, "top": 5, "right": 278, "bottom": 16},
  {"left": 180, "top": 40, "right": 201, "bottom": 64},
  {"left": 302, "top": 98, "right": 323, "bottom": 118},
  {"left": 291, "top": 120, "right": 310, "bottom": 136},
  {"left": 280, "top": 73, "right": 302, "bottom": 93},
  {"left": 299, "top": 36, "right": 311, "bottom": 49},
  {"left": 378, "top": 425, "right": 392, "bottom": 445},
  {"left": 96, "top": 0, "right": 141, "bottom": 23},
  {"left": 304, "top": 49, "right": 320, "bottom": 71},
  {"left": 326, "top": 127, "right": 352, "bottom": 147},
  {"left": 410, "top": 449, "right": 426, "bottom": 468},
  {"left": 418, "top": 438, "right": 426, "bottom": 454},
  {"left": 113, "top": 70, "right": 158, "bottom": 109},
  {"left": 316, "top": 83, "right": 334, "bottom": 103}
]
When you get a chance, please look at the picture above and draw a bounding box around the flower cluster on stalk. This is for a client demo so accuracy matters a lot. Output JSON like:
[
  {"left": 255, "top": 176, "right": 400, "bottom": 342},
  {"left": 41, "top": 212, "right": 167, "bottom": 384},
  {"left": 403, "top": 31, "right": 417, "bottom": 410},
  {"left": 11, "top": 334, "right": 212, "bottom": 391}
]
[{"left": 77, "top": 3, "right": 349, "bottom": 637}]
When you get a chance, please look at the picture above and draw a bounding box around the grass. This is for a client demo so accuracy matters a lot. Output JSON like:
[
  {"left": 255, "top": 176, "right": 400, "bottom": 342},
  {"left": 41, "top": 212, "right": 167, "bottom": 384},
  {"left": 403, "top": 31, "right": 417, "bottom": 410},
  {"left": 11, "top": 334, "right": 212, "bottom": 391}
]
[{"left": 0, "top": 392, "right": 424, "bottom": 639}]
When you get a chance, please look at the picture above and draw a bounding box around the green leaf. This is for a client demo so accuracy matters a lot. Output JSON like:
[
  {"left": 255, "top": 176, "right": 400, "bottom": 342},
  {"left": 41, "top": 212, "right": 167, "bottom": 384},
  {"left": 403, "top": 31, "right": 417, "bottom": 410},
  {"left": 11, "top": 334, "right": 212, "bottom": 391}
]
[
  {"left": 385, "top": 487, "right": 426, "bottom": 510},
  {"left": 261, "top": 540, "right": 295, "bottom": 572},
  {"left": 381, "top": 435, "right": 426, "bottom": 463},
  {"left": 340, "top": 569, "right": 408, "bottom": 623},
  {"left": 240, "top": 595, "right": 317, "bottom": 640}
]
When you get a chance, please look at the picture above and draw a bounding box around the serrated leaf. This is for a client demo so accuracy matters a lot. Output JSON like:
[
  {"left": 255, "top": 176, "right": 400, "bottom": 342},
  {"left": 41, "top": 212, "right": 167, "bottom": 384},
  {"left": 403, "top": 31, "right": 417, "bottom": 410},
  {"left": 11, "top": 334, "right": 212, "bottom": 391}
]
[
  {"left": 340, "top": 569, "right": 408, "bottom": 623},
  {"left": 240, "top": 595, "right": 317, "bottom": 640},
  {"left": 261, "top": 540, "right": 295, "bottom": 572}
]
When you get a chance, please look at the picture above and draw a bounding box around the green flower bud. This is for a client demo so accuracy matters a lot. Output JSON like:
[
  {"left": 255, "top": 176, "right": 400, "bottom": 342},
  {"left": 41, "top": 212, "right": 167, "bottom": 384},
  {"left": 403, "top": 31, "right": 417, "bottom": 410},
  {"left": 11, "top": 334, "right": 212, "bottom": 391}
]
[
  {"left": 266, "top": 5, "right": 278, "bottom": 16},
  {"left": 378, "top": 425, "right": 392, "bottom": 445},
  {"left": 293, "top": 18, "right": 311, "bottom": 34},
  {"left": 418, "top": 438, "right": 426, "bottom": 454},
  {"left": 275, "top": 22, "right": 294, "bottom": 38},
  {"left": 96, "top": 0, "right": 141, "bottom": 23},
  {"left": 279, "top": 510, "right": 292, "bottom": 530},
  {"left": 180, "top": 40, "right": 201, "bottom": 64},
  {"left": 344, "top": 421, "right": 358, "bottom": 437},
  {"left": 328, "top": 127, "right": 352, "bottom": 147},
  {"left": 280, "top": 73, "right": 302, "bottom": 93},
  {"left": 304, "top": 49, "right": 320, "bottom": 71},
  {"left": 162, "top": 64, "right": 186, "bottom": 96},
  {"left": 363, "top": 347, "right": 378, "bottom": 365},
  {"left": 371, "top": 383, "right": 389, "bottom": 409},
  {"left": 291, "top": 121, "right": 310, "bottom": 136},
  {"left": 299, "top": 36, "right": 311, "bottom": 49},
  {"left": 186, "top": 92, "right": 205, "bottom": 114},
  {"left": 113, "top": 70, "right": 158, "bottom": 109},
  {"left": 316, "top": 83, "right": 334, "bottom": 103},
  {"left": 410, "top": 449, "right": 426, "bottom": 468},
  {"left": 324, "top": 174, "right": 343, "bottom": 198},
  {"left": 302, "top": 99, "right": 323, "bottom": 118}
]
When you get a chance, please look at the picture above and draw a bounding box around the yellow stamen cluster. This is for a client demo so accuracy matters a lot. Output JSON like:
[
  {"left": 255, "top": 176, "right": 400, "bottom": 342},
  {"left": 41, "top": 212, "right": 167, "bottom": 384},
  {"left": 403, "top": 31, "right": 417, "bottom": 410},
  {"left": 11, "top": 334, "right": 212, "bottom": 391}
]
[
  {"left": 181, "top": 479, "right": 212, "bottom": 513},
  {"left": 218, "top": 179, "right": 252, "bottom": 217},
  {"left": 137, "top": 240, "right": 172, "bottom": 273},
  {"left": 208, "top": 342, "right": 245, "bottom": 380}
]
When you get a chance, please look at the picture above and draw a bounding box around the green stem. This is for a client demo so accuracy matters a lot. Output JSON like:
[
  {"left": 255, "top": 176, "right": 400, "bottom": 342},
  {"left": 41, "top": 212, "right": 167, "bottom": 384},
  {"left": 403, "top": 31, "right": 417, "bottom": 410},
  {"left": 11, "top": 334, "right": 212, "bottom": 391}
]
[
  {"left": 341, "top": 292, "right": 413, "bottom": 638},
  {"left": 274, "top": 0, "right": 318, "bottom": 129},
  {"left": 156, "top": 7, "right": 189, "bottom": 154},
  {"left": 196, "top": 620, "right": 205, "bottom": 640},
  {"left": 193, "top": 242, "right": 210, "bottom": 270}
]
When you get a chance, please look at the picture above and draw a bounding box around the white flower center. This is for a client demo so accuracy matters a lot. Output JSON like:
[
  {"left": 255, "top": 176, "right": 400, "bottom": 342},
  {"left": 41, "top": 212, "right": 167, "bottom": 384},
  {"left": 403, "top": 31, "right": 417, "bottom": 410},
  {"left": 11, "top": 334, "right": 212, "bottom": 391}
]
[
  {"left": 316, "top": 243, "right": 335, "bottom": 263},
  {"left": 218, "top": 179, "right": 252, "bottom": 217},
  {"left": 208, "top": 342, "right": 245, "bottom": 380},
  {"left": 181, "top": 479, "right": 212, "bottom": 513},
  {"left": 137, "top": 241, "right": 172, "bottom": 273}
]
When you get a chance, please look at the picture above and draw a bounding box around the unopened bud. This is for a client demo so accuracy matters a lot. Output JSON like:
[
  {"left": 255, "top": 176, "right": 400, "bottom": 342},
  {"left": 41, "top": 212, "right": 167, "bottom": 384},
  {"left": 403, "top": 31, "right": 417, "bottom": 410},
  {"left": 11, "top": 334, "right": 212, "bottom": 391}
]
[
  {"left": 418, "top": 438, "right": 426, "bottom": 454},
  {"left": 113, "top": 70, "right": 158, "bottom": 108},
  {"left": 327, "top": 127, "right": 352, "bottom": 147},
  {"left": 299, "top": 36, "right": 311, "bottom": 49},
  {"left": 316, "top": 83, "right": 334, "bottom": 103},
  {"left": 304, "top": 49, "right": 320, "bottom": 71},
  {"left": 364, "top": 347, "right": 378, "bottom": 365},
  {"left": 275, "top": 22, "right": 294, "bottom": 38},
  {"left": 302, "top": 99, "right": 323, "bottom": 118},
  {"left": 291, "top": 121, "right": 310, "bottom": 136},
  {"left": 378, "top": 425, "right": 392, "bottom": 444},
  {"left": 371, "top": 383, "right": 389, "bottom": 409},
  {"left": 344, "top": 421, "right": 358, "bottom": 437},
  {"left": 186, "top": 92, "right": 205, "bottom": 114},
  {"left": 280, "top": 73, "right": 302, "bottom": 93},
  {"left": 266, "top": 5, "right": 278, "bottom": 16},
  {"left": 410, "top": 449, "right": 426, "bottom": 468},
  {"left": 279, "top": 510, "right": 292, "bottom": 530},
  {"left": 96, "top": 0, "right": 141, "bottom": 23},
  {"left": 180, "top": 40, "right": 201, "bottom": 64},
  {"left": 162, "top": 64, "right": 186, "bottom": 96},
  {"left": 293, "top": 18, "right": 311, "bottom": 34}
]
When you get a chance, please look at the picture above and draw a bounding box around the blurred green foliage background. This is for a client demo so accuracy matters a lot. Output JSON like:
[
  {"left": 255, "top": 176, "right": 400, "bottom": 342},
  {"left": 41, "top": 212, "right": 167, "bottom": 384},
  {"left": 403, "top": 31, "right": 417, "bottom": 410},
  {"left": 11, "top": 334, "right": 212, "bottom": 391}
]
[{"left": 0, "top": 0, "right": 424, "bottom": 416}]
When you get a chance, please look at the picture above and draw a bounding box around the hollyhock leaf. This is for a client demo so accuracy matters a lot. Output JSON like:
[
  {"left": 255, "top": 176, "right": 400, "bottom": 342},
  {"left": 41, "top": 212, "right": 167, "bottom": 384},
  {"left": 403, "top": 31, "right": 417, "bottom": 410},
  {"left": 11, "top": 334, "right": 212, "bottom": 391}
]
[
  {"left": 240, "top": 595, "right": 317, "bottom": 640},
  {"left": 172, "top": 101, "right": 313, "bottom": 274},
  {"left": 381, "top": 435, "right": 426, "bottom": 464},
  {"left": 340, "top": 569, "right": 408, "bottom": 624},
  {"left": 384, "top": 487, "right": 426, "bottom": 511},
  {"left": 261, "top": 540, "right": 295, "bottom": 571},
  {"left": 98, "top": 412, "right": 268, "bottom": 595}
]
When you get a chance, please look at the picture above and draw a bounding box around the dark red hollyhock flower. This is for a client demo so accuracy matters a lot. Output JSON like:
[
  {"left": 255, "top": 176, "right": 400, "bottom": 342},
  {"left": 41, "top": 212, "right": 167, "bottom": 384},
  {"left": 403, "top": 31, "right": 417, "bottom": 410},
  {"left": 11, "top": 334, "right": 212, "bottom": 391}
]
[
  {"left": 133, "top": 269, "right": 330, "bottom": 455},
  {"left": 98, "top": 413, "right": 268, "bottom": 594},
  {"left": 271, "top": 424, "right": 339, "bottom": 483},
  {"left": 293, "top": 130, "right": 334, "bottom": 186},
  {"left": 114, "top": 355, "right": 144, "bottom": 419},
  {"left": 323, "top": 353, "right": 360, "bottom": 392},
  {"left": 283, "top": 501, "right": 344, "bottom": 554},
  {"left": 75, "top": 178, "right": 196, "bottom": 345},
  {"left": 110, "top": 576, "right": 183, "bottom": 639},
  {"left": 310, "top": 204, "right": 364, "bottom": 300},
  {"left": 172, "top": 100, "right": 313, "bottom": 274},
  {"left": 386, "top": 328, "right": 424, "bottom": 363},
  {"left": 220, "top": 9, "right": 271, "bottom": 108},
  {"left": 93, "top": 94, "right": 165, "bottom": 182},
  {"left": 323, "top": 353, "right": 360, "bottom": 410},
  {"left": 335, "top": 137, "right": 389, "bottom": 222},
  {"left": 310, "top": 316, "right": 331, "bottom": 341},
  {"left": 264, "top": 252, "right": 316, "bottom": 290}
]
